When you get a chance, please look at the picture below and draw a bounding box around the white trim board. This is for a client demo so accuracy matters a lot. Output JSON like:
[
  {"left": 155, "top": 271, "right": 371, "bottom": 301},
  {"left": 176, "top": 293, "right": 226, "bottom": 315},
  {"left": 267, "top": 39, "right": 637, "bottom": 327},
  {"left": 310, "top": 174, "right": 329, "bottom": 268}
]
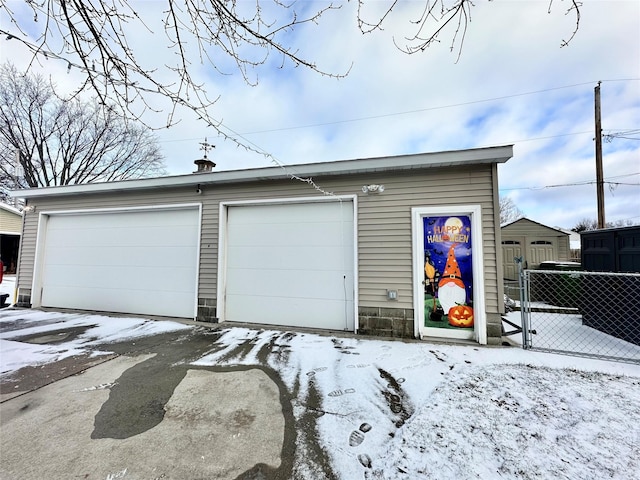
[
  {"left": 31, "top": 203, "right": 202, "bottom": 319},
  {"left": 12, "top": 146, "right": 513, "bottom": 199},
  {"left": 217, "top": 195, "right": 358, "bottom": 332}
]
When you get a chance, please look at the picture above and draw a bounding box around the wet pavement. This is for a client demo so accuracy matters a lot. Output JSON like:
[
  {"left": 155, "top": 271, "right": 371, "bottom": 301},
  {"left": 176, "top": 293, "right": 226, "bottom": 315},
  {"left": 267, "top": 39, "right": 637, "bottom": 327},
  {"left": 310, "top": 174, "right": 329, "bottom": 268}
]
[{"left": 0, "top": 317, "right": 299, "bottom": 479}]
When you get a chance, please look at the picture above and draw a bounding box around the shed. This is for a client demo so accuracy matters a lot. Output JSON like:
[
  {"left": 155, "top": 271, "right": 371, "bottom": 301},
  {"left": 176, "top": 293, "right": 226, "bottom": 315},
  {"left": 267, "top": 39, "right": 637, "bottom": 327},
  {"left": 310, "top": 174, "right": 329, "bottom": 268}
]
[
  {"left": 501, "top": 217, "right": 570, "bottom": 279},
  {"left": 0, "top": 203, "right": 22, "bottom": 274},
  {"left": 581, "top": 225, "right": 640, "bottom": 273},
  {"left": 11, "top": 145, "right": 513, "bottom": 344}
]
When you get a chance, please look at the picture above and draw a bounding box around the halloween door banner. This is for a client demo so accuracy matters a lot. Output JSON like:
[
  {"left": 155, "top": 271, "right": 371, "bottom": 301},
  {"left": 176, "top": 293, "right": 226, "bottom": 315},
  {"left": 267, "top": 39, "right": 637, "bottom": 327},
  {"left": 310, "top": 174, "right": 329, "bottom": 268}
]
[{"left": 423, "top": 216, "right": 474, "bottom": 329}]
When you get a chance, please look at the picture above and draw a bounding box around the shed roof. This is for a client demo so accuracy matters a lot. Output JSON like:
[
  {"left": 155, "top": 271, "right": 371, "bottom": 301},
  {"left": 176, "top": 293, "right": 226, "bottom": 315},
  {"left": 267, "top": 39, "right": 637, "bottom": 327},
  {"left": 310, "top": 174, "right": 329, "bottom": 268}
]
[
  {"left": 501, "top": 217, "right": 569, "bottom": 236},
  {"left": 0, "top": 203, "right": 22, "bottom": 216},
  {"left": 10, "top": 145, "right": 513, "bottom": 199}
]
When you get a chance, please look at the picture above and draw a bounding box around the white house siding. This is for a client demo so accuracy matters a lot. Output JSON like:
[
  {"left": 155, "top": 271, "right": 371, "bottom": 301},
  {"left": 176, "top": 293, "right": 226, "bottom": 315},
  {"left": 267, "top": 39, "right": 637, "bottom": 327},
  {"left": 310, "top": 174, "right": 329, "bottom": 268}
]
[{"left": 15, "top": 163, "right": 503, "bottom": 339}]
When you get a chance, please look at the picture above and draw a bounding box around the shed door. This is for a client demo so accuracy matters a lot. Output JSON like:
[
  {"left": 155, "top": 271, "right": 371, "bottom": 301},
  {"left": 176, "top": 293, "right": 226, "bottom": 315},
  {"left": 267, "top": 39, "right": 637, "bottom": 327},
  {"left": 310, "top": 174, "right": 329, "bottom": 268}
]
[
  {"left": 528, "top": 239, "right": 556, "bottom": 268},
  {"left": 224, "top": 201, "right": 354, "bottom": 330},
  {"left": 39, "top": 207, "right": 200, "bottom": 318},
  {"left": 501, "top": 239, "right": 523, "bottom": 280}
]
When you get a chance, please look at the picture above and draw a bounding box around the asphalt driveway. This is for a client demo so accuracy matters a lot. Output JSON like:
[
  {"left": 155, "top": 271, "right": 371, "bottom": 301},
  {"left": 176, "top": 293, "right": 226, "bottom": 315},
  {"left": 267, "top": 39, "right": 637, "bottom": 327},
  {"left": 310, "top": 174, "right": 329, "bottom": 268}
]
[{"left": 0, "top": 314, "right": 297, "bottom": 480}]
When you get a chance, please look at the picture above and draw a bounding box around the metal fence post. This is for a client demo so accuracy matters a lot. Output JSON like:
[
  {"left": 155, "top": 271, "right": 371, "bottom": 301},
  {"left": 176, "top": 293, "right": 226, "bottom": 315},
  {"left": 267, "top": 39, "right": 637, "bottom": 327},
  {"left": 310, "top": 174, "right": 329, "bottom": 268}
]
[{"left": 516, "top": 257, "right": 530, "bottom": 349}]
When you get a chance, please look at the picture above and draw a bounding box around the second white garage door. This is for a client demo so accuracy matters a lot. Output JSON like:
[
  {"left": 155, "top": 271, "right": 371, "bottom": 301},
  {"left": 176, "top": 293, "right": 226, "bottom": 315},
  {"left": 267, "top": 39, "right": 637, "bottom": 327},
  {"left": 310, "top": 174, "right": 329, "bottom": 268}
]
[
  {"left": 223, "top": 200, "right": 355, "bottom": 330},
  {"left": 38, "top": 206, "right": 200, "bottom": 318}
]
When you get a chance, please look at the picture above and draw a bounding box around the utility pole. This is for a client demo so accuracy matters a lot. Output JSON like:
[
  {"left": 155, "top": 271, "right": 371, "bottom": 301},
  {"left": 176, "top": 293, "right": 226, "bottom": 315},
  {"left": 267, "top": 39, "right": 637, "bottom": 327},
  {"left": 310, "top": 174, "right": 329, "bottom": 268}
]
[{"left": 594, "top": 82, "right": 605, "bottom": 229}]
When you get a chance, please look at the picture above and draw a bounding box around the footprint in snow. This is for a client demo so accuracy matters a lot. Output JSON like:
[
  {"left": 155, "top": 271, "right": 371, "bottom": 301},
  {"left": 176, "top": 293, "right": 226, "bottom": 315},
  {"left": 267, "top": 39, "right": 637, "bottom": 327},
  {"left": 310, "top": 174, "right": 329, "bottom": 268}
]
[
  {"left": 379, "top": 368, "right": 414, "bottom": 428},
  {"left": 348, "top": 422, "right": 372, "bottom": 447},
  {"left": 331, "top": 338, "right": 360, "bottom": 355},
  {"left": 328, "top": 388, "right": 355, "bottom": 397}
]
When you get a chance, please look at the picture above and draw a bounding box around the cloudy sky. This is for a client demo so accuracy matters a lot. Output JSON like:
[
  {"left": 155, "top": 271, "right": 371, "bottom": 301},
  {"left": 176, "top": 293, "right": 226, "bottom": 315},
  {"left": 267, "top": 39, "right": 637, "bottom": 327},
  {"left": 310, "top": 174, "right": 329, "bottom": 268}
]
[{"left": 2, "top": 0, "right": 639, "bottom": 229}]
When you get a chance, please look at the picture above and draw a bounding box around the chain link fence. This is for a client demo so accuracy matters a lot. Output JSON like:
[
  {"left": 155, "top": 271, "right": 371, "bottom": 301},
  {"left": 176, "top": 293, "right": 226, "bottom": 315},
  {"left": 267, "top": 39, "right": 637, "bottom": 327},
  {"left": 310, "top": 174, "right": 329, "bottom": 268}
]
[{"left": 510, "top": 269, "right": 640, "bottom": 364}]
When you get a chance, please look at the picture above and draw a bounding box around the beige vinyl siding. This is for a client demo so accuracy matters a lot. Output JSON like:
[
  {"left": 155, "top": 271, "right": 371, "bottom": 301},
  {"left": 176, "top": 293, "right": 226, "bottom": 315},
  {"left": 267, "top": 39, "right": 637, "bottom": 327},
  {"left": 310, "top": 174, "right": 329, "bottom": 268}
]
[
  {"left": 502, "top": 218, "right": 570, "bottom": 264},
  {"left": 502, "top": 219, "right": 561, "bottom": 237},
  {"left": 16, "top": 206, "right": 35, "bottom": 294},
  {"left": 0, "top": 209, "right": 22, "bottom": 233},
  {"left": 557, "top": 236, "right": 570, "bottom": 261},
  {"left": 17, "top": 163, "right": 502, "bottom": 316}
]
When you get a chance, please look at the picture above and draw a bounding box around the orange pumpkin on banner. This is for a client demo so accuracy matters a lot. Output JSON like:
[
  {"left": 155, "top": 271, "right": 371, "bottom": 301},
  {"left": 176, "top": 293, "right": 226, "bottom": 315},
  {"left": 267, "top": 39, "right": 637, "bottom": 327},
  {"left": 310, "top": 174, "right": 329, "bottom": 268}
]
[{"left": 448, "top": 305, "right": 474, "bottom": 328}]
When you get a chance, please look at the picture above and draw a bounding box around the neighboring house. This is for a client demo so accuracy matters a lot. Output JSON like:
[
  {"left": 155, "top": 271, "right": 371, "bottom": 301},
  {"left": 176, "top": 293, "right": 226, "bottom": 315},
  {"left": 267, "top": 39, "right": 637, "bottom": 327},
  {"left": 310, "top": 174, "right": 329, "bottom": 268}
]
[
  {"left": 501, "top": 217, "right": 570, "bottom": 279},
  {"left": 0, "top": 203, "right": 22, "bottom": 274},
  {"left": 11, "top": 145, "right": 513, "bottom": 345},
  {"left": 557, "top": 227, "right": 582, "bottom": 261}
]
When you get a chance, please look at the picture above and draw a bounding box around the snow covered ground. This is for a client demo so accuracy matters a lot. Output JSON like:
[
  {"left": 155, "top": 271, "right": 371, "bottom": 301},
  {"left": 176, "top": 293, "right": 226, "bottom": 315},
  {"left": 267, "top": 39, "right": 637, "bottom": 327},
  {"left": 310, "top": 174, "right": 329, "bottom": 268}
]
[
  {"left": 2, "top": 309, "right": 640, "bottom": 479},
  {"left": 503, "top": 310, "right": 640, "bottom": 363},
  {"left": 0, "top": 309, "right": 190, "bottom": 374}
]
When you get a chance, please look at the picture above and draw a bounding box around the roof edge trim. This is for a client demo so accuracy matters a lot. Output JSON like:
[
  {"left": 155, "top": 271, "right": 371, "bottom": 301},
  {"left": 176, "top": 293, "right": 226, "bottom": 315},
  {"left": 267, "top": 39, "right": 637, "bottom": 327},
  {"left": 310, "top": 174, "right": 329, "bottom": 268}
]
[{"left": 11, "top": 145, "right": 513, "bottom": 199}]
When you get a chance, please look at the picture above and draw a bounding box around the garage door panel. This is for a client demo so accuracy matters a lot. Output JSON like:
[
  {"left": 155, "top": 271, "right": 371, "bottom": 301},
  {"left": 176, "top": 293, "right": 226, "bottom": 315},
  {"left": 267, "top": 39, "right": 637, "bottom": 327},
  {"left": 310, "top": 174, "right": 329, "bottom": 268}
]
[
  {"left": 227, "top": 268, "right": 353, "bottom": 300},
  {"left": 45, "top": 245, "right": 198, "bottom": 269},
  {"left": 225, "top": 294, "right": 352, "bottom": 329},
  {"left": 39, "top": 208, "right": 199, "bottom": 318},
  {"left": 228, "top": 221, "right": 348, "bottom": 248},
  {"left": 227, "top": 244, "right": 349, "bottom": 271},
  {"left": 42, "top": 262, "right": 197, "bottom": 293},
  {"left": 42, "top": 285, "right": 193, "bottom": 318},
  {"left": 43, "top": 263, "right": 196, "bottom": 292},
  {"left": 46, "top": 212, "right": 198, "bottom": 248},
  {"left": 47, "top": 224, "right": 198, "bottom": 249},
  {"left": 229, "top": 202, "right": 351, "bottom": 224},
  {"left": 225, "top": 201, "right": 355, "bottom": 329}
]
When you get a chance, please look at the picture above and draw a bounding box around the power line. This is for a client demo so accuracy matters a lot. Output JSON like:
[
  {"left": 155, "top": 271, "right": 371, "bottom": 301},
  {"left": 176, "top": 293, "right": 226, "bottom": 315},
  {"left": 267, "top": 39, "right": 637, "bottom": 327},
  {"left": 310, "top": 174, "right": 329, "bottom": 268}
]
[
  {"left": 4, "top": 28, "right": 639, "bottom": 144},
  {"left": 155, "top": 79, "right": 640, "bottom": 142},
  {"left": 603, "top": 129, "right": 640, "bottom": 142},
  {"left": 500, "top": 173, "right": 640, "bottom": 191},
  {"left": 221, "top": 79, "right": 640, "bottom": 135}
]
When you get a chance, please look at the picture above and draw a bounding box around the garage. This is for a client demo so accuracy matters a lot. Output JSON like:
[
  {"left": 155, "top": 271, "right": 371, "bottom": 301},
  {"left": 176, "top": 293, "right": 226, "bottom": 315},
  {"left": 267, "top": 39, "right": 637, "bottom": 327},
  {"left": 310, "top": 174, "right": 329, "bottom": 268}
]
[
  {"left": 13, "top": 145, "right": 515, "bottom": 343},
  {"left": 35, "top": 206, "right": 200, "bottom": 318},
  {"left": 220, "top": 199, "right": 356, "bottom": 330}
]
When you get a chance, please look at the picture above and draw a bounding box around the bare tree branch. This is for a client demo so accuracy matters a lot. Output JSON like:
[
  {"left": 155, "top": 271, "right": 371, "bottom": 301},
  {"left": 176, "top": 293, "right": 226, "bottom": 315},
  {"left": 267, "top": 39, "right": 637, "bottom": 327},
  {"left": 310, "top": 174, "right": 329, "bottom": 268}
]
[
  {"left": 0, "top": 63, "right": 166, "bottom": 190},
  {"left": 499, "top": 196, "right": 524, "bottom": 225},
  {"left": 358, "top": 1, "right": 581, "bottom": 61},
  {"left": 0, "top": 0, "right": 346, "bottom": 151},
  {"left": 0, "top": 1, "right": 581, "bottom": 154}
]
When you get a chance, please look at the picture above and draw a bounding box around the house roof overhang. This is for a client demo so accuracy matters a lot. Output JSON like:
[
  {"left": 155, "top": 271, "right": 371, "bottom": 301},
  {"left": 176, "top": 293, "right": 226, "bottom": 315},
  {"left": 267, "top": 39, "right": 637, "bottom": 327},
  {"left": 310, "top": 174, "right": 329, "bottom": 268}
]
[
  {"left": 10, "top": 145, "right": 513, "bottom": 199},
  {"left": 0, "top": 203, "right": 22, "bottom": 216}
]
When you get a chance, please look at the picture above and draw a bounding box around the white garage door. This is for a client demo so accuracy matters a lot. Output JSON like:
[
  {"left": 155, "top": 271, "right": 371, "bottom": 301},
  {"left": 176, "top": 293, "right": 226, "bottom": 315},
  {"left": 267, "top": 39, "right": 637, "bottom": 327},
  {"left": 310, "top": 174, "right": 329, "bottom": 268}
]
[
  {"left": 224, "top": 201, "right": 355, "bottom": 330},
  {"left": 39, "top": 207, "right": 200, "bottom": 318}
]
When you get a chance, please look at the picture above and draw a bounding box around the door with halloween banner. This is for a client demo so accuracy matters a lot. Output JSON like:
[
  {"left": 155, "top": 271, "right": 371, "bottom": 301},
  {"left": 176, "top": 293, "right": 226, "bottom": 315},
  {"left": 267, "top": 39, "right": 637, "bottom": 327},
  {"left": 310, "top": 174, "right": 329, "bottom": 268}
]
[{"left": 414, "top": 208, "right": 483, "bottom": 340}]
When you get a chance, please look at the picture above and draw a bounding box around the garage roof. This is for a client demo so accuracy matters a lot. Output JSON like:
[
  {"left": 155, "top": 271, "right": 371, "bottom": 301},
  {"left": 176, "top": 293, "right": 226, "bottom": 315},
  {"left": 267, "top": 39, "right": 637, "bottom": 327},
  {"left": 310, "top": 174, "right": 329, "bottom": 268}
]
[{"left": 11, "top": 145, "right": 513, "bottom": 199}]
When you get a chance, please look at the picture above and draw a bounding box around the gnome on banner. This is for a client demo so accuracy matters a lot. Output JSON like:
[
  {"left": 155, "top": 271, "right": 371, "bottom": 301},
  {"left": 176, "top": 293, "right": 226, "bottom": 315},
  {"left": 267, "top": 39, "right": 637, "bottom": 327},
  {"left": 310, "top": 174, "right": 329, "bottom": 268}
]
[{"left": 437, "top": 244, "right": 467, "bottom": 315}]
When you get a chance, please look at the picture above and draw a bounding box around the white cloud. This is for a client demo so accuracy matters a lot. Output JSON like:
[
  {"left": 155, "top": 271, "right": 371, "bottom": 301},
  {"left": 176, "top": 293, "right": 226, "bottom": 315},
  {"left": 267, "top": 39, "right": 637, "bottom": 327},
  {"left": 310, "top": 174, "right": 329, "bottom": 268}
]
[{"left": 1, "top": 0, "right": 638, "bottom": 228}]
